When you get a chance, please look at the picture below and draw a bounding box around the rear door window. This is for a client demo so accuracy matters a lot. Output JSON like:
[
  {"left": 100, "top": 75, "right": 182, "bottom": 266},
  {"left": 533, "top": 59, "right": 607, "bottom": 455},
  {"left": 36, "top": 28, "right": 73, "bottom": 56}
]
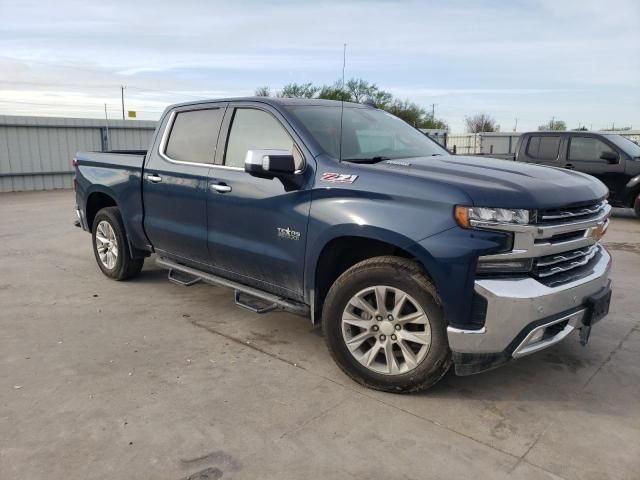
[
  {"left": 538, "top": 136, "right": 561, "bottom": 161},
  {"left": 525, "top": 135, "right": 560, "bottom": 161},
  {"left": 165, "top": 108, "right": 225, "bottom": 164},
  {"left": 568, "top": 137, "right": 616, "bottom": 162},
  {"left": 526, "top": 136, "right": 540, "bottom": 158}
]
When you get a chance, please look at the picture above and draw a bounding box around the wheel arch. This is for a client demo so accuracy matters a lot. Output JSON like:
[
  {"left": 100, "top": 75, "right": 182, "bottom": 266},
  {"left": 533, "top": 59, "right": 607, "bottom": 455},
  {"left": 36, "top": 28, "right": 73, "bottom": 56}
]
[
  {"left": 85, "top": 189, "right": 118, "bottom": 232},
  {"left": 306, "top": 226, "right": 438, "bottom": 324}
]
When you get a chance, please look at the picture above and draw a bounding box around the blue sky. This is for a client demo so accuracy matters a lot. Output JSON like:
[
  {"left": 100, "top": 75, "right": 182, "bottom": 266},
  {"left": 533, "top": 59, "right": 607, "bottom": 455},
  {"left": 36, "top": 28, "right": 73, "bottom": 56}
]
[{"left": 0, "top": 0, "right": 638, "bottom": 131}]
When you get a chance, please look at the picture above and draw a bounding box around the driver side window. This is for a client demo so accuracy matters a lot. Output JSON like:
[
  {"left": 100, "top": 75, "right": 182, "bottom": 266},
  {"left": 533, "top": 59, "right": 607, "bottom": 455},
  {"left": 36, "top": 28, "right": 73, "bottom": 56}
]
[
  {"left": 225, "top": 108, "right": 301, "bottom": 169},
  {"left": 568, "top": 137, "right": 616, "bottom": 162}
]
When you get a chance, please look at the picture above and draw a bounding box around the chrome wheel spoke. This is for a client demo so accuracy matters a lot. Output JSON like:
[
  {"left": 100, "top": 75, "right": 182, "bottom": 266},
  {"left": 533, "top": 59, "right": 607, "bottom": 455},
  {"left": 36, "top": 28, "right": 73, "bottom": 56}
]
[
  {"left": 342, "top": 312, "right": 373, "bottom": 330},
  {"left": 374, "top": 286, "right": 388, "bottom": 315},
  {"left": 392, "top": 292, "right": 408, "bottom": 317},
  {"left": 346, "top": 330, "right": 374, "bottom": 351},
  {"left": 397, "top": 340, "right": 418, "bottom": 370},
  {"left": 361, "top": 342, "right": 381, "bottom": 366},
  {"left": 349, "top": 295, "right": 377, "bottom": 318},
  {"left": 399, "top": 330, "right": 431, "bottom": 346},
  {"left": 383, "top": 341, "right": 400, "bottom": 374},
  {"left": 397, "top": 311, "right": 428, "bottom": 325}
]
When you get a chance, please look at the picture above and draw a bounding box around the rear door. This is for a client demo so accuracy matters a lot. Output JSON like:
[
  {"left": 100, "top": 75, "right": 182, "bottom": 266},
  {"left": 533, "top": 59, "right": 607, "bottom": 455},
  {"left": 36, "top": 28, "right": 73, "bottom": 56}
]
[
  {"left": 521, "top": 134, "right": 563, "bottom": 166},
  {"left": 143, "top": 104, "right": 227, "bottom": 264},
  {"left": 205, "top": 102, "right": 314, "bottom": 299},
  {"left": 565, "top": 135, "right": 626, "bottom": 196}
]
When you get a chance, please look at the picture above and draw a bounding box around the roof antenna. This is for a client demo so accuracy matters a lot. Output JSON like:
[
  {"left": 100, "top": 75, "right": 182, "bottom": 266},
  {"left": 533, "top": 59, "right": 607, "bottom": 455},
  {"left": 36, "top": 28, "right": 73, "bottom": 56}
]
[{"left": 339, "top": 42, "right": 347, "bottom": 163}]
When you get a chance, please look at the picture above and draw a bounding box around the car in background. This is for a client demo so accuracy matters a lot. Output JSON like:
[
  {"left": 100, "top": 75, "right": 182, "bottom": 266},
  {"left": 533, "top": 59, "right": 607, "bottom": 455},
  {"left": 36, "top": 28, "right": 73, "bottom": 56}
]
[{"left": 514, "top": 131, "right": 640, "bottom": 216}]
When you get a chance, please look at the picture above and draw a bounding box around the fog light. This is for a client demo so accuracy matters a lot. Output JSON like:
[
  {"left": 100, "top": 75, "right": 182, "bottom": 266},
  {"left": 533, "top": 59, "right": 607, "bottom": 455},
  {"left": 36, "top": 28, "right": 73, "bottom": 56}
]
[
  {"left": 476, "top": 258, "right": 533, "bottom": 274},
  {"left": 526, "top": 328, "right": 545, "bottom": 345}
]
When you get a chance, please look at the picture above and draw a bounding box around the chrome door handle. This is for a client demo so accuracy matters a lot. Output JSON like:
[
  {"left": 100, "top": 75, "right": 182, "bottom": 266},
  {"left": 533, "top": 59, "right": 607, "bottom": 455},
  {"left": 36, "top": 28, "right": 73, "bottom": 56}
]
[
  {"left": 145, "top": 174, "right": 163, "bottom": 183},
  {"left": 210, "top": 183, "right": 232, "bottom": 193}
]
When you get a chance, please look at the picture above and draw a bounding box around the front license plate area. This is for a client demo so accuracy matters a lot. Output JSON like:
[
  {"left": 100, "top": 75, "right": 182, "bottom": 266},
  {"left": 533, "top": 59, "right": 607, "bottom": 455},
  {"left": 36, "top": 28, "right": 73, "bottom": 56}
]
[
  {"left": 580, "top": 286, "right": 612, "bottom": 346},
  {"left": 585, "top": 287, "right": 612, "bottom": 326}
]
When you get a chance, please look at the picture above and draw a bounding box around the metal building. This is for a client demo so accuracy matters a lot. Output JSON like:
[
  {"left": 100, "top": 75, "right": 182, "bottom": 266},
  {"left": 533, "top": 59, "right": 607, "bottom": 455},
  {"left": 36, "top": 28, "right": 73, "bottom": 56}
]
[{"left": 0, "top": 115, "right": 157, "bottom": 193}]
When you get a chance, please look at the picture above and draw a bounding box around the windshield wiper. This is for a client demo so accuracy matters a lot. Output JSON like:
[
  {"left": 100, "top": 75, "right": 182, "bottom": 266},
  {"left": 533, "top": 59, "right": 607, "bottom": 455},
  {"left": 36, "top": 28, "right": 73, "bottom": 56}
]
[{"left": 341, "top": 156, "right": 390, "bottom": 164}]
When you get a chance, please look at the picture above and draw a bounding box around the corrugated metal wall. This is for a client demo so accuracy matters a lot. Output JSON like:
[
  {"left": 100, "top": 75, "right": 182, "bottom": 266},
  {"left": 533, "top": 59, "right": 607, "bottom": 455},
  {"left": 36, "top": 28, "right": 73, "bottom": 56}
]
[
  {"left": 446, "top": 131, "right": 640, "bottom": 155},
  {"left": 0, "top": 115, "right": 157, "bottom": 192}
]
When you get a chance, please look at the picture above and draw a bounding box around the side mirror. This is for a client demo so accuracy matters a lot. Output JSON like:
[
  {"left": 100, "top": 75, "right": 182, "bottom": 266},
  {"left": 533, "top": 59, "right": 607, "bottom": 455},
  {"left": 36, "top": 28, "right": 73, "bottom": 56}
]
[
  {"left": 245, "top": 149, "right": 296, "bottom": 177},
  {"left": 600, "top": 151, "right": 619, "bottom": 164}
]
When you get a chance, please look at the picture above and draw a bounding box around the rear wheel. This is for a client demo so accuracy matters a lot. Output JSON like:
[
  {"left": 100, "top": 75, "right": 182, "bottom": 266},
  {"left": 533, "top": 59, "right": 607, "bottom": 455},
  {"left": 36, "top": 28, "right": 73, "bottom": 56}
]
[
  {"left": 634, "top": 193, "right": 640, "bottom": 217},
  {"left": 91, "top": 207, "right": 144, "bottom": 280},
  {"left": 322, "top": 256, "right": 451, "bottom": 393}
]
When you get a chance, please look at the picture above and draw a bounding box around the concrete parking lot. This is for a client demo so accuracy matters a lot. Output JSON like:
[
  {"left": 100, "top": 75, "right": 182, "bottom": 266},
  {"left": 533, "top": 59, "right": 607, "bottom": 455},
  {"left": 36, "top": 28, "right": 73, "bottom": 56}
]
[{"left": 1, "top": 190, "right": 639, "bottom": 480}]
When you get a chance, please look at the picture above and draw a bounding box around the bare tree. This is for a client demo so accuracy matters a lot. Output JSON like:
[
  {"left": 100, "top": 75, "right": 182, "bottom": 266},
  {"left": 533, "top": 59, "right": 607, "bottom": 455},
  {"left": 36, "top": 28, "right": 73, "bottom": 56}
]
[
  {"left": 255, "top": 86, "right": 271, "bottom": 97},
  {"left": 465, "top": 114, "right": 499, "bottom": 133}
]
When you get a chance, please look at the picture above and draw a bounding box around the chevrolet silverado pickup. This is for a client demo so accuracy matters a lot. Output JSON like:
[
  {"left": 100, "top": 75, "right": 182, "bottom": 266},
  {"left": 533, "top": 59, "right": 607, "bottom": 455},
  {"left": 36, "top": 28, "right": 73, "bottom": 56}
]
[{"left": 74, "top": 98, "right": 613, "bottom": 393}]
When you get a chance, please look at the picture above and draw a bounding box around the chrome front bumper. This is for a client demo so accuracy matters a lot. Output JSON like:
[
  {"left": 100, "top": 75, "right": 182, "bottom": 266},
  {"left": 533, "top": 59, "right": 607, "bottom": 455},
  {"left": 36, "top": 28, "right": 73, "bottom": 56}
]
[{"left": 448, "top": 246, "right": 612, "bottom": 357}]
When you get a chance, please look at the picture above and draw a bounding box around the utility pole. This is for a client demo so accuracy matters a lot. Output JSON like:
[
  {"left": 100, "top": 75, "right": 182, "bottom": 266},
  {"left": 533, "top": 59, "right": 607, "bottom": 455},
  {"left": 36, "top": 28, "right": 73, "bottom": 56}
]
[
  {"left": 551, "top": 116, "right": 555, "bottom": 130},
  {"left": 121, "top": 85, "right": 126, "bottom": 120},
  {"left": 104, "top": 104, "right": 110, "bottom": 151},
  {"left": 342, "top": 43, "right": 347, "bottom": 88},
  {"left": 430, "top": 103, "right": 437, "bottom": 121},
  {"left": 513, "top": 118, "right": 518, "bottom": 132}
]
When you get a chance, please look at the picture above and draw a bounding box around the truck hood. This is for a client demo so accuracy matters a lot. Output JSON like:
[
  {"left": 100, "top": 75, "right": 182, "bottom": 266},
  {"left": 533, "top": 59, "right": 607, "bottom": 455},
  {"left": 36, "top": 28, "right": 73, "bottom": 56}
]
[{"left": 375, "top": 155, "right": 608, "bottom": 209}]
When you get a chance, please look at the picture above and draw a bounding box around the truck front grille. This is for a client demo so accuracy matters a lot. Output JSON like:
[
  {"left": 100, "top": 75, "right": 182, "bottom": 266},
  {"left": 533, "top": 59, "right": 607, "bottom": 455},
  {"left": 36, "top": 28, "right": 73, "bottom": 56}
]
[{"left": 537, "top": 200, "right": 607, "bottom": 224}]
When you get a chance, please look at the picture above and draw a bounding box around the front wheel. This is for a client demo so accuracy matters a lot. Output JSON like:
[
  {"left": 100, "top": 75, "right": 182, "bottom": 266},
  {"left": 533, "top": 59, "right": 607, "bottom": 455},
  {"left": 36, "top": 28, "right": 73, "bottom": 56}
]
[
  {"left": 322, "top": 256, "right": 451, "bottom": 393},
  {"left": 91, "top": 207, "right": 144, "bottom": 280}
]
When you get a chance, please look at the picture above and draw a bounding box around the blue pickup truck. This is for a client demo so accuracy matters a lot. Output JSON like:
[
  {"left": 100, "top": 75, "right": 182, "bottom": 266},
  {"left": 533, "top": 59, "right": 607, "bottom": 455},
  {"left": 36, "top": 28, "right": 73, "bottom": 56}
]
[{"left": 74, "top": 98, "right": 612, "bottom": 392}]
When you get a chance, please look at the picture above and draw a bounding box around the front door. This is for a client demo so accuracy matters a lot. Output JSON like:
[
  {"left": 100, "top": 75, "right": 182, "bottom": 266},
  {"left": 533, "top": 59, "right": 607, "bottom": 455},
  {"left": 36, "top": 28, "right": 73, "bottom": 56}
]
[
  {"left": 143, "top": 104, "right": 226, "bottom": 264},
  {"left": 205, "top": 104, "right": 313, "bottom": 299},
  {"left": 566, "top": 136, "right": 627, "bottom": 197}
]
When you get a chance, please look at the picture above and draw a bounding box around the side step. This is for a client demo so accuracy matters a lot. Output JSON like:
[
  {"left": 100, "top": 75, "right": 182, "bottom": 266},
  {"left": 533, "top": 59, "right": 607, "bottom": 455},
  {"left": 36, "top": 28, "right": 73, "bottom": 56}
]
[
  {"left": 235, "top": 291, "right": 278, "bottom": 314},
  {"left": 156, "top": 257, "right": 309, "bottom": 316},
  {"left": 168, "top": 269, "right": 201, "bottom": 287}
]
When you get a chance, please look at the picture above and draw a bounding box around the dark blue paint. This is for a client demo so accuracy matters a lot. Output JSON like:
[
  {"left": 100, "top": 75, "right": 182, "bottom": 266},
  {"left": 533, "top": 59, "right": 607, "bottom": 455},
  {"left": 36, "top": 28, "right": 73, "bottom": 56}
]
[{"left": 74, "top": 97, "right": 607, "bottom": 329}]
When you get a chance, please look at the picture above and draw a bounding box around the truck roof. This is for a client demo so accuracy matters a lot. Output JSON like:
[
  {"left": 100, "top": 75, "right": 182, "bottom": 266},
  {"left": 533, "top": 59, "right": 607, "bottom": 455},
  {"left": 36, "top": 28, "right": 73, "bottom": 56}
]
[{"left": 164, "top": 97, "right": 372, "bottom": 113}]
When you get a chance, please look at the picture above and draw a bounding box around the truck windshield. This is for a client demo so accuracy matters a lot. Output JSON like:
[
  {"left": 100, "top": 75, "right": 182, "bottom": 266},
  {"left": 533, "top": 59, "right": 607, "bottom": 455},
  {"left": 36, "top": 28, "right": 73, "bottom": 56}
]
[
  {"left": 604, "top": 134, "right": 640, "bottom": 158},
  {"left": 286, "top": 105, "right": 449, "bottom": 162}
]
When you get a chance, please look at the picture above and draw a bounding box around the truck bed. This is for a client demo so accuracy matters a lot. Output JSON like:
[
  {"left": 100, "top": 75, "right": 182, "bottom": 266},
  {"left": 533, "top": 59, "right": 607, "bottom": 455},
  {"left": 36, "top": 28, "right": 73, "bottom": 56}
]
[{"left": 74, "top": 150, "right": 148, "bottom": 250}]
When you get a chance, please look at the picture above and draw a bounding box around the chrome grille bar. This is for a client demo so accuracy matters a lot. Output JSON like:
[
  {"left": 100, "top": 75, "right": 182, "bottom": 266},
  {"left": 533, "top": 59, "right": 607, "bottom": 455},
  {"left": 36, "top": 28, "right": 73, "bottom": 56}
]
[
  {"left": 539, "top": 200, "right": 607, "bottom": 222},
  {"left": 534, "top": 245, "right": 600, "bottom": 278}
]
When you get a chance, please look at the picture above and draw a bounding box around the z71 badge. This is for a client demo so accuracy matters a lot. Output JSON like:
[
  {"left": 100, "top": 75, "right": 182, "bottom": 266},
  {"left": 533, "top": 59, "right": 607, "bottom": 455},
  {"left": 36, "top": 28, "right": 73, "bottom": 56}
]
[{"left": 321, "top": 172, "right": 358, "bottom": 184}]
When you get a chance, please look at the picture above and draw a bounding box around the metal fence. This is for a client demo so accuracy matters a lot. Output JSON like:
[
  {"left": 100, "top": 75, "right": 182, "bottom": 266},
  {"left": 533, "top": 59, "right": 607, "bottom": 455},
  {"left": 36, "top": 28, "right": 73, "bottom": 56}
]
[
  {"left": 2, "top": 115, "right": 639, "bottom": 193},
  {"left": 0, "top": 115, "right": 157, "bottom": 193},
  {"left": 444, "top": 131, "right": 640, "bottom": 156}
]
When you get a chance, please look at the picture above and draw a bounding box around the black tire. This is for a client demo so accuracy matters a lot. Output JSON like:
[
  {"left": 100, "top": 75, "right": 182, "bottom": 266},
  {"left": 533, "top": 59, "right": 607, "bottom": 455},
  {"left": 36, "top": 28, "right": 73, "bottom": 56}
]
[
  {"left": 91, "top": 207, "right": 144, "bottom": 280},
  {"left": 322, "top": 256, "right": 451, "bottom": 393},
  {"left": 634, "top": 193, "right": 640, "bottom": 218}
]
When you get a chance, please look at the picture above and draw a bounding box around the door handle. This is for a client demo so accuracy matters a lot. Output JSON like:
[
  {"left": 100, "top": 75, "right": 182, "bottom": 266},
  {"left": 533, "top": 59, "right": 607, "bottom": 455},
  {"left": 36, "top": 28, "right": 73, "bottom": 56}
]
[
  {"left": 564, "top": 163, "right": 575, "bottom": 170},
  {"left": 145, "top": 173, "right": 163, "bottom": 183},
  {"left": 210, "top": 183, "right": 232, "bottom": 193}
]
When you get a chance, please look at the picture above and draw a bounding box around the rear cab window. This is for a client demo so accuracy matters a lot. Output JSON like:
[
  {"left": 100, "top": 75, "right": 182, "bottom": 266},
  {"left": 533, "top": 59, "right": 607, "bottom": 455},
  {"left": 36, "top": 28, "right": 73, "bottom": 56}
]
[
  {"left": 526, "top": 135, "right": 560, "bottom": 161},
  {"left": 163, "top": 107, "right": 225, "bottom": 164}
]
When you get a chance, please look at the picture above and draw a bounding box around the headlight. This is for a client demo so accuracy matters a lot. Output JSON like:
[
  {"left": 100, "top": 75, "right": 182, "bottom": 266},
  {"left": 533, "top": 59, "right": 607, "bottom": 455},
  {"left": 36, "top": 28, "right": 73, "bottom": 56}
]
[{"left": 455, "top": 206, "right": 531, "bottom": 229}]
